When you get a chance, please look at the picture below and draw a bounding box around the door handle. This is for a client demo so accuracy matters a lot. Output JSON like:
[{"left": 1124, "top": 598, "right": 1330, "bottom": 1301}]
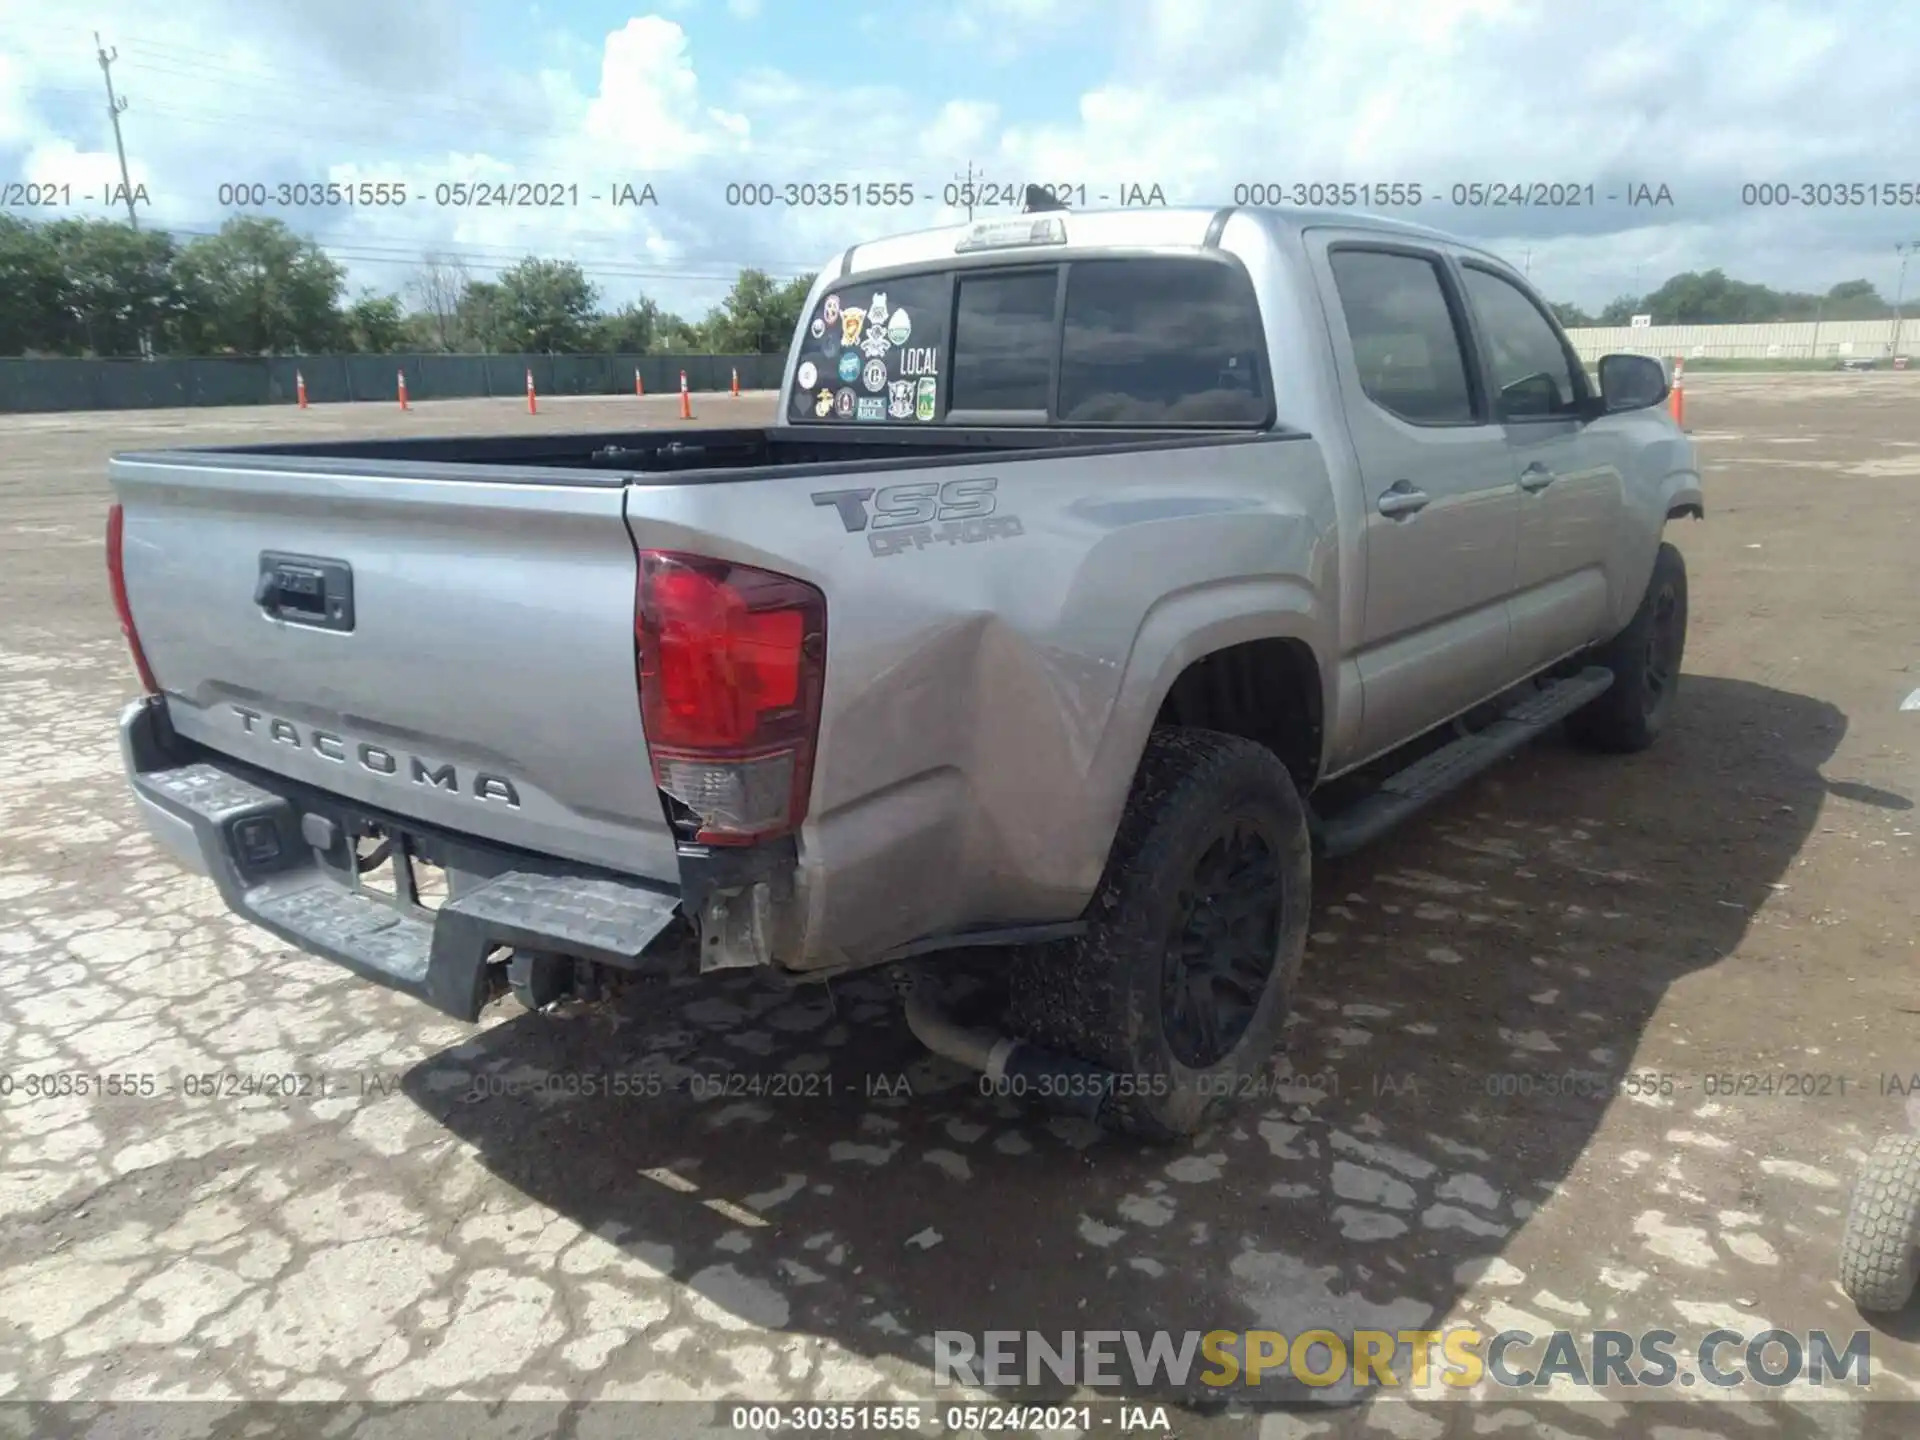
[
  {"left": 1518, "top": 462, "right": 1556, "bottom": 493},
  {"left": 1376, "top": 482, "right": 1430, "bottom": 519}
]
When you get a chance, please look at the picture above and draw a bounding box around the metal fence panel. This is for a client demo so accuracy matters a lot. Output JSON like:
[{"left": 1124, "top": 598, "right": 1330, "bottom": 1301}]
[
  {"left": 0, "top": 352, "right": 790, "bottom": 414},
  {"left": 1565, "top": 319, "right": 1917, "bottom": 362}
]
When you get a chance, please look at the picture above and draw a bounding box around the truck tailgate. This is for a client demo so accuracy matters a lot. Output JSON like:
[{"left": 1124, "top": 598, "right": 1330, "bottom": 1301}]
[{"left": 110, "top": 454, "right": 679, "bottom": 884}]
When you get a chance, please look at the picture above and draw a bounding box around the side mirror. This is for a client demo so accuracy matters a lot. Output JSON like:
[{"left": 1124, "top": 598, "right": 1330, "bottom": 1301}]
[{"left": 1596, "top": 353, "right": 1670, "bottom": 413}]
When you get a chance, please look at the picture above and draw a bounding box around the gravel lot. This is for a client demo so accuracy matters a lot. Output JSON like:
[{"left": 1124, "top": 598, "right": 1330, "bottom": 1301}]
[{"left": 2, "top": 379, "right": 1917, "bottom": 1436}]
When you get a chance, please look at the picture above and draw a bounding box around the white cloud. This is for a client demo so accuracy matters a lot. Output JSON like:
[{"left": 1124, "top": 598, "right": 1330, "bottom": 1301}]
[
  {"left": 964, "top": 0, "right": 1920, "bottom": 304},
  {"left": 579, "top": 17, "right": 742, "bottom": 165},
  {"left": 2, "top": 0, "right": 1916, "bottom": 315}
]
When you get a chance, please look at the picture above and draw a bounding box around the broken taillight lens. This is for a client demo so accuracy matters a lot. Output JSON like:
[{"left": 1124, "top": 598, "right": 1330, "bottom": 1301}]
[
  {"left": 105, "top": 503, "right": 161, "bottom": 696},
  {"left": 635, "top": 550, "right": 826, "bottom": 845}
]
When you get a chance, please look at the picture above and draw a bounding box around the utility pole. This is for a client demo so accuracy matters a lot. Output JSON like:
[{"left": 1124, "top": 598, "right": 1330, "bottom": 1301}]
[
  {"left": 1894, "top": 241, "right": 1920, "bottom": 361},
  {"left": 95, "top": 33, "right": 138, "bottom": 229},
  {"left": 953, "top": 160, "right": 977, "bottom": 221},
  {"left": 1522, "top": 247, "right": 1532, "bottom": 278}
]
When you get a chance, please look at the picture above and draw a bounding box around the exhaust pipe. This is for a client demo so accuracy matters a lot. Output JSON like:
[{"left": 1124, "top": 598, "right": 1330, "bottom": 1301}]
[{"left": 899, "top": 968, "right": 1115, "bottom": 1120}]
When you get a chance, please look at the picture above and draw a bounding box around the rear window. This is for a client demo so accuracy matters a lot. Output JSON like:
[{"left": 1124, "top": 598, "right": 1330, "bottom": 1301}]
[
  {"left": 1058, "top": 259, "right": 1269, "bottom": 424},
  {"left": 789, "top": 256, "right": 1270, "bottom": 428},
  {"left": 950, "top": 270, "right": 1058, "bottom": 413}
]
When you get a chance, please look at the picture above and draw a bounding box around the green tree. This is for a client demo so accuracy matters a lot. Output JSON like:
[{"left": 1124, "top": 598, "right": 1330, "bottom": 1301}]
[
  {"left": 1640, "top": 269, "right": 1806, "bottom": 325},
  {"left": 700, "top": 269, "right": 816, "bottom": 353},
  {"left": 0, "top": 216, "right": 64, "bottom": 356},
  {"left": 170, "top": 217, "right": 346, "bottom": 353},
  {"left": 1548, "top": 300, "right": 1594, "bottom": 329},
  {"left": 344, "top": 290, "right": 407, "bottom": 353},
  {"left": 1597, "top": 295, "right": 1643, "bottom": 327},
  {"left": 1818, "top": 280, "right": 1891, "bottom": 320},
  {"left": 650, "top": 311, "right": 710, "bottom": 353},
  {"left": 493, "top": 257, "right": 597, "bottom": 352},
  {"left": 591, "top": 297, "right": 664, "bottom": 353},
  {"left": 38, "top": 219, "right": 182, "bottom": 356},
  {"left": 454, "top": 280, "right": 508, "bottom": 352}
]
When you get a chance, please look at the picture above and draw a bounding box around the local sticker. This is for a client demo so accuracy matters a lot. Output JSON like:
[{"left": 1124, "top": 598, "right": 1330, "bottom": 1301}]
[
  {"left": 810, "top": 317, "right": 825, "bottom": 339},
  {"left": 886, "top": 309, "right": 910, "bottom": 346},
  {"left": 915, "top": 376, "right": 937, "bottom": 421},
  {"left": 797, "top": 361, "right": 818, "bottom": 389},
  {"left": 887, "top": 379, "right": 914, "bottom": 419},
  {"left": 900, "top": 346, "right": 938, "bottom": 376},
  {"left": 862, "top": 358, "right": 888, "bottom": 393},
  {"left": 838, "top": 351, "right": 861, "bottom": 383},
  {"left": 814, "top": 388, "right": 834, "bottom": 417},
  {"left": 835, "top": 387, "right": 855, "bottom": 418},
  {"left": 823, "top": 295, "right": 840, "bottom": 324},
  {"left": 859, "top": 328, "right": 891, "bottom": 360},
  {"left": 855, "top": 396, "right": 885, "bottom": 421},
  {"left": 841, "top": 308, "right": 865, "bottom": 346},
  {"left": 867, "top": 292, "right": 889, "bottom": 327}
]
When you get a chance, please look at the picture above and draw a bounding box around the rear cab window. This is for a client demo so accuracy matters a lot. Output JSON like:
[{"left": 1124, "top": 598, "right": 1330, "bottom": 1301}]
[{"left": 787, "top": 255, "right": 1272, "bottom": 428}]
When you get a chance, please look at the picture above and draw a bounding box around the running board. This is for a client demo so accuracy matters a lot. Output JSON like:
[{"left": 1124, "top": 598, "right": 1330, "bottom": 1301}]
[{"left": 1318, "top": 666, "right": 1615, "bottom": 859}]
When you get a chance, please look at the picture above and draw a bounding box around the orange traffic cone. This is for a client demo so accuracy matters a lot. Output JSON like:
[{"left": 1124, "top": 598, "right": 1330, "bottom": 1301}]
[
  {"left": 1669, "top": 380, "right": 1685, "bottom": 427},
  {"left": 526, "top": 368, "right": 538, "bottom": 415},
  {"left": 679, "top": 369, "right": 693, "bottom": 420},
  {"left": 635, "top": 368, "right": 644, "bottom": 397},
  {"left": 296, "top": 370, "right": 308, "bottom": 409},
  {"left": 397, "top": 369, "right": 409, "bottom": 410},
  {"left": 730, "top": 367, "right": 740, "bottom": 398}
]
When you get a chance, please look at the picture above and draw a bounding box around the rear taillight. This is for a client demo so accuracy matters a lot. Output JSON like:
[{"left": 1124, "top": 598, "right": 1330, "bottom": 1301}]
[
  {"left": 105, "top": 503, "right": 160, "bottom": 696},
  {"left": 635, "top": 550, "right": 826, "bottom": 846}
]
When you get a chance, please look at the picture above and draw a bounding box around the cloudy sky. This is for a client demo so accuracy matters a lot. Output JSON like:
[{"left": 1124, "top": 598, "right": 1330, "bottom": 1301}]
[{"left": 3, "top": 0, "right": 1916, "bottom": 320}]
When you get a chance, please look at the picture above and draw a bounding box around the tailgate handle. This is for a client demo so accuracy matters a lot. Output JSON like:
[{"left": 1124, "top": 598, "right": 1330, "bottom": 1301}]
[{"left": 257, "top": 553, "right": 355, "bottom": 632}]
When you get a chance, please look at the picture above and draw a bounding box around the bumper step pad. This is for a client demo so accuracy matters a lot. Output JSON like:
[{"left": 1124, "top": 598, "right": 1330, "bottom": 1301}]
[{"left": 134, "top": 759, "right": 682, "bottom": 1021}]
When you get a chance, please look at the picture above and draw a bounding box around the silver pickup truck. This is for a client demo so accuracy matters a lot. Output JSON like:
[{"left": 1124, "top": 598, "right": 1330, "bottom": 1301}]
[{"left": 109, "top": 202, "right": 1701, "bottom": 1138}]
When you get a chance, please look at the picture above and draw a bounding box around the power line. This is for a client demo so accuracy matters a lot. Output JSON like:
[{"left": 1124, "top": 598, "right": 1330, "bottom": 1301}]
[{"left": 156, "top": 226, "right": 815, "bottom": 285}]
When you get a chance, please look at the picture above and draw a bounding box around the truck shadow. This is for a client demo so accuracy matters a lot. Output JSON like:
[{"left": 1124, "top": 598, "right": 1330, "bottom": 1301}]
[{"left": 401, "top": 675, "right": 1841, "bottom": 1424}]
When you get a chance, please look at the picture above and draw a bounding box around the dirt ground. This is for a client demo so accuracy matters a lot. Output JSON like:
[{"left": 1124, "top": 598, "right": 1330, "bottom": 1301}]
[{"left": 1, "top": 378, "right": 1917, "bottom": 1438}]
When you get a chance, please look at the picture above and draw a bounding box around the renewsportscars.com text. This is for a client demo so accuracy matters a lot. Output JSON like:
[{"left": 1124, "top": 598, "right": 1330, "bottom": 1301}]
[{"left": 933, "top": 1327, "right": 1872, "bottom": 1392}]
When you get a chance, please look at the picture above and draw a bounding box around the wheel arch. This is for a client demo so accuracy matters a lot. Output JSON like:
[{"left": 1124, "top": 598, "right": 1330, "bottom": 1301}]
[{"left": 1076, "top": 580, "right": 1332, "bottom": 898}]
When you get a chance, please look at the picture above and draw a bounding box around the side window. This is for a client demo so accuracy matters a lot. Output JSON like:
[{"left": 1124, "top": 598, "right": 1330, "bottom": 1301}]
[
  {"left": 1057, "top": 258, "right": 1270, "bottom": 424},
  {"left": 1460, "top": 266, "right": 1581, "bottom": 419},
  {"left": 1328, "top": 250, "right": 1477, "bottom": 425},
  {"left": 950, "top": 270, "right": 1058, "bottom": 413}
]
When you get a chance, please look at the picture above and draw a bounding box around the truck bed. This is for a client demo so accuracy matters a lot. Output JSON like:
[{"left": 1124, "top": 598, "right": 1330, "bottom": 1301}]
[{"left": 125, "top": 423, "right": 1283, "bottom": 481}]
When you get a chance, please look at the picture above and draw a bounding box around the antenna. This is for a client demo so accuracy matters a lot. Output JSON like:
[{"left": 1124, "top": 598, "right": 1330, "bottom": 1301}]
[{"left": 1021, "top": 184, "right": 1068, "bottom": 214}]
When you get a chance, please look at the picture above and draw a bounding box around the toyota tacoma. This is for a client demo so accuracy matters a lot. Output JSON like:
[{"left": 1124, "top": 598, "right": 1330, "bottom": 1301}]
[{"left": 108, "top": 200, "right": 1701, "bottom": 1138}]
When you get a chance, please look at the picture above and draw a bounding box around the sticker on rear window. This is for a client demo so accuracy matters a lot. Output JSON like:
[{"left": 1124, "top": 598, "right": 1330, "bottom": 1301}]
[{"left": 792, "top": 273, "right": 948, "bottom": 424}]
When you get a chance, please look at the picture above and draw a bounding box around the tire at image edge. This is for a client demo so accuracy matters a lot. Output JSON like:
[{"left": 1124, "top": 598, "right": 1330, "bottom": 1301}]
[{"left": 1839, "top": 1134, "right": 1920, "bottom": 1313}]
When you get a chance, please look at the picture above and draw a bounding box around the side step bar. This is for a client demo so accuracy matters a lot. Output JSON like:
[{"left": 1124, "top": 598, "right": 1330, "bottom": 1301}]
[{"left": 1318, "top": 666, "right": 1615, "bottom": 859}]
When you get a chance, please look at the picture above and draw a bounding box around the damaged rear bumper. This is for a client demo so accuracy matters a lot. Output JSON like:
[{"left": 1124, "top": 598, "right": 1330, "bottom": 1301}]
[{"left": 118, "top": 696, "right": 686, "bottom": 1021}]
